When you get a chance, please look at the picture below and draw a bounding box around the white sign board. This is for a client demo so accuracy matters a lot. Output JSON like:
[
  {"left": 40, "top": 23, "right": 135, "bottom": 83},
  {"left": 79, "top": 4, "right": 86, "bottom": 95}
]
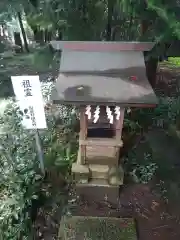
[{"left": 11, "top": 75, "right": 47, "bottom": 129}]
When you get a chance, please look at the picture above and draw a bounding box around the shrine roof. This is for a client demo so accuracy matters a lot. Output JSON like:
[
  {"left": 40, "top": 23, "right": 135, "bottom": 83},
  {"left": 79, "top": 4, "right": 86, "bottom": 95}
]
[{"left": 50, "top": 41, "right": 158, "bottom": 107}]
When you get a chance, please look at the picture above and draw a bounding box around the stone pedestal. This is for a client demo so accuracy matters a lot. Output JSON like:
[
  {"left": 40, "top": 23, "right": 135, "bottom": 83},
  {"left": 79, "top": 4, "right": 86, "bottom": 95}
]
[{"left": 71, "top": 107, "right": 125, "bottom": 212}]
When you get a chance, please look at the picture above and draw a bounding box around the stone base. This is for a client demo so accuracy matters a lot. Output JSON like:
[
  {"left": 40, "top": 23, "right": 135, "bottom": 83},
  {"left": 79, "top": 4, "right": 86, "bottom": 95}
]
[
  {"left": 72, "top": 163, "right": 124, "bottom": 186},
  {"left": 58, "top": 216, "right": 137, "bottom": 240},
  {"left": 71, "top": 163, "right": 90, "bottom": 183}
]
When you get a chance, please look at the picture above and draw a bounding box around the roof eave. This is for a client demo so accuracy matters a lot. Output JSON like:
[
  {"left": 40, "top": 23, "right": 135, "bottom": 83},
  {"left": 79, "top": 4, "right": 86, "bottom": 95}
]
[{"left": 50, "top": 41, "right": 155, "bottom": 52}]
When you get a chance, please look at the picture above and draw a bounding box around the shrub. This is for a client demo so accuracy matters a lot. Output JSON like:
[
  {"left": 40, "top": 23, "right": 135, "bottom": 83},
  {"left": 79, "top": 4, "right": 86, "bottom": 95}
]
[
  {"left": 0, "top": 100, "right": 41, "bottom": 239},
  {"left": 123, "top": 96, "right": 180, "bottom": 184},
  {"left": 0, "top": 95, "right": 78, "bottom": 239},
  {"left": 168, "top": 57, "right": 180, "bottom": 67}
]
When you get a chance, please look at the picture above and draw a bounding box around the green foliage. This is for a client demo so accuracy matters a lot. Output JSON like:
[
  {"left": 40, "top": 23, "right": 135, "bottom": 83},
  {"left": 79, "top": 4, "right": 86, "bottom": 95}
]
[
  {"left": 0, "top": 0, "right": 179, "bottom": 55},
  {"left": 0, "top": 100, "right": 41, "bottom": 239},
  {"left": 0, "top": 0, "right": 180, "bottom": 47},
  {"left": 26, "top": 0, "right": 107, "bottom": 41},
  {"left": 128, "top": 97, "right": 180, "bottom": 130},
  {"left": 62, "top": 0, "right": 107, "bottom": 40},
  {"left": 124, "top": 96, "right": 180, "bottom": 184},
  {"left": 0, "top": 41, "right": 7, "bottom": 53},
  {"left": 40, "top": 104, "right": 79, "bottom": 175},
  {"left": 1, "top": 1, "right": 180, "bottom": 235},
  {"left": 124, "top": 137, "right": 157, "bottom": 184},
  {"left": 0, "top": 91, "right": 78, "bottom": 239},
  {"left": 168, "top": 57, "right": 180, "bottom": 66},
  {"left": 32, "top": 44, "right": 60, "bottom": 70},
  {"left": 147, "top": 0, "right": 180, "bottom": 40}
]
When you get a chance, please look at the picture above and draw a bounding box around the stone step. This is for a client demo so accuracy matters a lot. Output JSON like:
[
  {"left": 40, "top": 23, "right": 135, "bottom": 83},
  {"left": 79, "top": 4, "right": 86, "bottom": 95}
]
[
  {"left": 77, "top": 149, "right": 119, "bottom": 166},
  {"left": 71, "top": 163, "right": 90, "bottom": 183},
  {"left": 59, "top": 216, "right": 137, "bottom": 240},
  {"left": 79, "top": 138, "right": 123, "bottom": 147},
  {"left": 77, "top": 178, "right": 110, "bottom": 187},
  {"left": 72, "top": 162, "right": 124, "bottom": 185},
  {"left": 89, "top": 164, "right": 109, "bottom": 179},
  {"left": 86, "top": 155, "right": 119, "bottom": 166},
  {"left": 76, "top": 179, "right": 120, "bottom": 204}
]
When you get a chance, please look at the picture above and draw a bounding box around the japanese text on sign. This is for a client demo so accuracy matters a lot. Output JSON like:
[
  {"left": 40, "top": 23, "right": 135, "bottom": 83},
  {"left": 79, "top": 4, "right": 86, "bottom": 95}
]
[
  {"left": 11, "top": 75, "right": 47, "bottom": 129},
  {"left": 29, "top": 106, "right": 36, "bottom": 127},
  {"left": 22, "top": 80, "right": 33, "bottom": 97}
]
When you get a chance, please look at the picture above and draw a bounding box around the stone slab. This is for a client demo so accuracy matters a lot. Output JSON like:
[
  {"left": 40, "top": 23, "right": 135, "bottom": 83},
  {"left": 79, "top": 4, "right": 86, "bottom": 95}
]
[
  {"left": 76, "top": 179, "right": 119, "bottom": 205},
  {"left": 58, "top": 216, "right": 137, "bottom": 240}
]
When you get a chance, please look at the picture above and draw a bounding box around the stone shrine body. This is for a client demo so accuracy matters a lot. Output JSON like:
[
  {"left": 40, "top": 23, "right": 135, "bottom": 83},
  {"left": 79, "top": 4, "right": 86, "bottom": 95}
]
[{"left": 50, "top": 41, "right": 158, "bottom": 239}]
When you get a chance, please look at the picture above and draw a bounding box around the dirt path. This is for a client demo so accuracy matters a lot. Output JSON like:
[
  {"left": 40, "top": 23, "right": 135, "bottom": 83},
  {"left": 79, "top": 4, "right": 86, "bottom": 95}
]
[
  {"left": 120, "top": 184, "right": 180, "bottom": 240},
  {"left": 126, "top": 63, "right": 180, "bottom": 239},
  {"left": 66, "top": 183, "right": 180, "bottom": 240},
  {"left": 128, "top": 63, "right": 180, "bottom": 239},
  {"left": 156, "top": 63, "right": 180, "bottom": 97}
]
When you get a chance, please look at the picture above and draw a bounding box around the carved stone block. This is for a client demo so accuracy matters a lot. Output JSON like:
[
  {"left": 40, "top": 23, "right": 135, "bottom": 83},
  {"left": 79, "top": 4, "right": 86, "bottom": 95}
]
[
  {"left": 108, "top": 165, "right": 124, "bottom": 186},
  {"left": 89, "top": 164, "right": 110, "bottom": 180},
  {"left": 71, "top": 163, "right": 90, "bottom": 183}
]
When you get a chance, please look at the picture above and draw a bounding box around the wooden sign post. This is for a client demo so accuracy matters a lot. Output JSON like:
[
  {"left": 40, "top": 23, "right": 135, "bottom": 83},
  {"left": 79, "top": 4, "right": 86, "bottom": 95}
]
[{"left": 11, "top": 75, "right": 47, "bottom": 175}]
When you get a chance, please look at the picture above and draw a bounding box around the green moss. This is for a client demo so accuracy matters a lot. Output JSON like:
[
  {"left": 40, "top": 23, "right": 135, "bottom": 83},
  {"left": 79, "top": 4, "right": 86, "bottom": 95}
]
[{"left": 59, "top": 216, "right": 137, "bottom": 240}]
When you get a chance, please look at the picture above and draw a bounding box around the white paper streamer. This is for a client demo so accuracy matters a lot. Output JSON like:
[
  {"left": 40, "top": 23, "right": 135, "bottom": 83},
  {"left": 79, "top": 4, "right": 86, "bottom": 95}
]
[
  {"left": 93, "top": 106, "right": 100, "bottom": 123},
  {"left": 106, "top": 106, "right": 114, "bottom": 124},
  {"left": 85, "top": 105, "right": 91, "bottom": 119},
  {"left": 114, "top": 106, "right": 121, "bottom": 120}
]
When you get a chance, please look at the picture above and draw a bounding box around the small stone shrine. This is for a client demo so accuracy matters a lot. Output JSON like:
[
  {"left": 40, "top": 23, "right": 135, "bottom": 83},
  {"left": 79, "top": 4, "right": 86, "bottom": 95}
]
[{"left": 50, "top": 41, "right": 158, "bottom": 239}]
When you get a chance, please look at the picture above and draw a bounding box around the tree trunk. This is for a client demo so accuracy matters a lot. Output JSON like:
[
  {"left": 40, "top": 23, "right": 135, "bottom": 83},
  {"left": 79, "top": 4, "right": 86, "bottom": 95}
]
[
  {"left": 32, "top": 26, "right": 38, "bottom": 41},
  {"left": 33, "top": 27, "right": 44, "bottom": 44},
  {"left": 128, "top": 14, "right": 134, "bottom": 40},
  {"left": 17, "top": 11, "right": 29, "bottom": 52},
  {"left": 106, "top": 0, "right": 115, "bottom": 41},
  {"left": 14, "top": 32, "right": 23, "bottom": 53},
  {"left": 45, "top": 30, "right": 52, "bottom": 42},
  {"left": 38, "top": 30, "right": 44, "bottom": 44},
  {"left": 1, "top": 24, "right": 6, "bottom": 37},
  {"left": 56, "top": 29, "right": 62, "bottom": 40},
  {"left": 144, "top": 57, "right": 158, "bottom": 88},
  {"left": 141, "top": 19, "right": 158, "bottom": 88}
]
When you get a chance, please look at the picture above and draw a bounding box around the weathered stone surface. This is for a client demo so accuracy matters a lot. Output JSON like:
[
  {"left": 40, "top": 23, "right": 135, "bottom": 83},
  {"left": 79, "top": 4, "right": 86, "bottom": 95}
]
[
  {"left": 58, "top": 216, "right": 137, "bottom": 240},
  {"left": 108, "top": 165, "right": 124, "bottom": 186},
  {"left": 71, "top": 163, "right": 90, "bottom": 183},
  {"left": 86, "top": 156, "right": 119, "bottom": 166},
  {"left": 71, "top": 163, "right": 89, "bottom": 173},
  {"left": 76, "top": 179, "right": 119, "bottom": 205},
  {"left": 89, "top": 164, "right": 110, "bottom": 179},
  {"left": 86, "top": 144, "right": 118, "bottom": 161}
]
